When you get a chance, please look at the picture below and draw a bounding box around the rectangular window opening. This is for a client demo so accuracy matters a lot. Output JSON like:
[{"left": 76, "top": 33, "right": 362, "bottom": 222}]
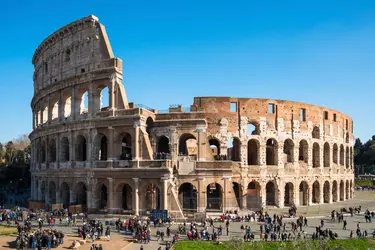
[
  {"left": 333, "top": 113, "right": 337, "bottom": 122},
  {"left": 346, "top": 119, "right": 348, "bottom": 130},
  {"left": 81, "top": 68, "right": 85, "bottom": 73},
  {"left": 268, "top": 103, "right": 275, "bottom": 114},
  {"left": 230, "top": 102, "right": 237, "bottom": 112},
  {"left": 324, "top": 111, "right": 328, "bottom": 120},
  {"left": 300, "top": 108, "right": 306, "bottom": 121}
]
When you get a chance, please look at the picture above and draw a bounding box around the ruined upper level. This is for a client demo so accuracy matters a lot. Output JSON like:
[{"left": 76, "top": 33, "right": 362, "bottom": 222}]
[{"left": 32, "top": 15, "right": 121, "bottom": 95}]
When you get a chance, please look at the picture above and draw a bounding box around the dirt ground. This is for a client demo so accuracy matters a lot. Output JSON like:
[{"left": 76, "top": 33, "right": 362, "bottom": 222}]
[{"left": 0, "top": 234, "right": 131, "bottom": 249}]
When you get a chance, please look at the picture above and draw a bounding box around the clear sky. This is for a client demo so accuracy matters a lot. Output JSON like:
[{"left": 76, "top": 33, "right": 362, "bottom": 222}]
[{"left": 1, "top": 0, "right": 374, "bottom": 143}]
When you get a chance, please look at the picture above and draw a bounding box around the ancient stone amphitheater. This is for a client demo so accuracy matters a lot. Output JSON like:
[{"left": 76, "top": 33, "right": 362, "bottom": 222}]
[{"left": 29, "top": 15, "right": 355, "bottom": 217}]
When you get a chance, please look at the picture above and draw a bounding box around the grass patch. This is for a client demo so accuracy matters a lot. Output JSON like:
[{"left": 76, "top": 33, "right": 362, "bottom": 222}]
[
  {"left": 0, "top": 225, "right": 17, "bottom": 236},
  {"left": 174, "top": 239, "right": 375, "bottom": 250},
  {"left": 355, "top": 178, "right": 373, "bottom": 187}
]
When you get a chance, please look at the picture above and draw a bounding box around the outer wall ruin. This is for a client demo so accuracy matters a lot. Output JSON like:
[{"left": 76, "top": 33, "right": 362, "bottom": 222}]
[{"left": 29, "top": 15, "right": 355, "bottom": 217}]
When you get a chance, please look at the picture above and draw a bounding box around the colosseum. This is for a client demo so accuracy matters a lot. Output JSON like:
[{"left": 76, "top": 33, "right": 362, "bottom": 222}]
[{"left": 29, "top": 15, "right": 355, "bottom": 218}]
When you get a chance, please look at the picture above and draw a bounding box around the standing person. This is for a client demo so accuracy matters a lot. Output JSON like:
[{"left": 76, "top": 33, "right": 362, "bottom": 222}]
[{"left": 105, "top": 226, "right": 111, "bottom": 241}]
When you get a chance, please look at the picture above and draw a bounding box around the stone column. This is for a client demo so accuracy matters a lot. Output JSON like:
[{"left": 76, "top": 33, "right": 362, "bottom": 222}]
[
  {"left": 240, "top": 178, "right": 248, "bottom": 209},
  {"left": 107, "top": 126, "right": 115, "bottom": 160},
  {"left": 259, "top": 145, "right": 266, "bottom": 167},
  {"left": 308, "top": 185, "right": 312, "bottom": 205},
  {"left": 109, "top": 76, "right": 116, "bottom": 113},
  {"left": 69, "top": 130, "right": 75, "bottom": 163},
  {"left": 40, "top": 101, "right": 44, "bottom": 125},
  {"left": 222, "top": 177, "right": 230, "bottom": 212},
  {"left": 260, "top": 185, "right": 266, "bottom": 206},
  {"left": 307, "top": 144, "right": 313, "bottom": 169},
  {"left": 71, "top": 87, "right": 76, "bottom": 119},
  {"left": 30, "top": 177, "right": 34, "bottom": 201},
  {"left": 328, "top": 181, "right": 333, "bottom": 204},
  {"left": 69, "top": 190, "right": 76, "bottom": 204},
  {"left": 47, "top": 94, "right": 52, "bottom": 123},
  {"left": 133, "top": 122, "right": 140, "bottom": 161},
  {"left": 56, "top": 133, "right": 60, "bottom": 168},
  {"left": 197, "top": 177, "right": 205, "bottom": 212},
  {"left": 294, "top": 181, "right": 300, "bottom": 206},
  {"left": 278, "top": 182, "right": 284, "bottom": 208},
  {"left": 56, "top": 190, "right": 61, "bottom": 204},
  {"left": 319, "top": 182, "right": 324, "bottom": 204},
  {"left": 58, "top": 90, "right": 63, "bottom": 121},
  {"left": 133, "top": 178, "right": 140, "bottom": 216},
  {"left": 86, "top": 190, "right": 92, "bottom": 212},
  {"left": 161, "top": 178, "right": 169, "bottom": 210},
  {"left": 107, "top": 178, "right": 114, "bottom": 212}
]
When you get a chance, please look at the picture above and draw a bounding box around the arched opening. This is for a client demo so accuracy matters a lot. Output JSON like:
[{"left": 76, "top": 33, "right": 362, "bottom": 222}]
[
  {"left": 247, "top": 122, "right": 259, "bottom": 135},
  {"left": 284, "top": 182, "right": 294, "bottom": 206},
  {"left": 75, "top": 182, "right": 87, "bottom": 212},
  {"left": 209, "top": 138, "right": 221, "bottom": 159},
  {"left": 100, "top": 86, "right": 109, "bottom": 111},
  {"left": 247, "top": 139, "right": 259, "bottom": 165},
  {"left": 179, "top": 133, "right": 197, "bottom": 156},
  {"left": 346, "top": 132, "right": 349, "bottom": 143},
  {"left": 99, "top": 184, "right": 108, "bottom": 209},
  {"left": 247, "top": 181, "right": 261, "bottom": 209},
  {"left": 206, "top": 183, "right": 223, "bottom": 211},
  {"left": 350, "top": 147, "right": 353, "bottom": 169},
  {"left": 266, "top": 138, "right": 278, "bottom": 165},
  {"left": 332, "top": 180, "right": 338, "bottom": 202},
  {"left": 120, "top": 133, "right": 132, "bottom": 160},
  {"left": 299, "top": 140, "right": 308, "bottom": 163},
  {"left": 42, "top": 106, "right": 48, "bottom": 123},
  {"left": 61, "top": 182, "right": 70, "bottom": 209},
  {"left": 41, "top": 141, "right": 46, "bottom": 163},
  {"left": 49, "top": 139, "right": 56, "bottom": 162},
  {"left": 232, "top": 182, "right": 242, "bottom": 208},
  {"left": 283, "top": 139, "right": 294, "bottom": 163},
  {"left": 312, "top": 181, "right": 320, "bottom": 204},
  {"left": 178, "top": 183, "right": 197, "bottom": 212},
  {"left": 145, "top": 183, "right": 160, "bottom": 211},
  {"left": 323, "top": 181, "right": 330, "bottom": 203},
  {"left": 79, "top": 91, "right": 89, "bottom": 115},
  {"left": 93, "top": 134, "right": 108, "bottom": 161},
  {"left": 333, "top": 144, "right": 338, "bottom": 164},
  {"left": 51, "top": 101, "right": 59, "bottom": 120},
  {"left": 345, "top": 147, "right": 350, "bottom": 169},
  {"left": 350, "top": 180, "right": 353, "bottom": 199},
  {"left": 299, "top": 181, "right": 308, "bottom": 206},
  {"left": 312, "top": 126, "right": 320, "bottom": 139},
  {"left": 76, "top": 135, "right": 87, "bottom": 161},
  {"left": 49, "top": 182, "right": 56, "bottom": 204},
  {"left": 345, "top": 180, "right": 349, "bottom": 199},
  {"left": 266, "top": 182, "right": 276, "bottom": 206},
  {"left": 157, "top": 136, "right": 170, "bottom": 154},
  {"left": 146, "top": 117, "right": 154, "bottom": 142},
  {"left": 339, "top": 180, "right": 344, "bottom": 201},
  {"left": 60, "top": 137, "right": 70, "bottom": 162},
  {"left": 40, "top": 181, "right": 46, "bottom": 202},
  {"left": 324, "top": 143, "right": 330, "bottom": 168},
  {"left": 121, "top": 184, "right": 133, "bottom": 210},
  {"left": 339, "top": 145, "right": 344, "bottom": 166},
  {"left": 228, "top": 137, "right": 241, "bottom": 161},
  {"left": 312, "top": 143, "right": 320, "bottom": 168},
  {"left": 63, "top": 96, "right": 72, "bottom": 118}
]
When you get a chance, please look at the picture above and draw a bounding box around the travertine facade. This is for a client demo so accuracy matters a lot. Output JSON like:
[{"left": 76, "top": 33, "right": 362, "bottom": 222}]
[{"left": 29, "top": 15, "right": 355, "bottom": 217}]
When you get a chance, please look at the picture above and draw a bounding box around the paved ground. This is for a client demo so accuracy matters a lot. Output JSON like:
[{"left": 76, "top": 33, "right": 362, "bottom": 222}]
[{"left": 1, "top": 191, "right": 375, "bottom": 250}]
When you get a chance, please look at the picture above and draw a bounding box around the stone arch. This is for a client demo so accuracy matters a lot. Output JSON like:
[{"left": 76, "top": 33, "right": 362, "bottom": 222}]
[
  {"left": 284, "top": 182, "right": 294, "bottom": 206},
  {"left": 157, "top": 136, "right": 170, "bottom": 154},
  {"left": 76, "top": 135, "right": 87, "bottom": 161},
  {"left": 208, "top": 137, "right": 221, "bottom": 158},
  {"left": 94, "top": 133, "right": 108, "bottom": 161},
  {"left": 312, "top": 181, "right": 320, "bottom": 204},
  {"left": 332, "top": 180, "right": 338, "bottom": 202},
  {"left": 60, "top": 137, "right": 69, "bottom": 162},
  {"left": 266, "top": 138, "right": 278, "bottom": 165},
  {"left": 312, "top": 126, "right": 320, "bottom": 139},
  {"left": 312, "top": 143, "right": 320, "bottom": 168},
  {"left": 49, "top": 139, "right": 57, "bottom": 162},
  {"left": 323, "top": 142, "right": 330, "bottom": 168},
  {"left": 49, "top": 181, "right": 56, "bottom": 204},
  {"left": 179, "top": 133, "right": 197, "bottom": 156},
  {"left": 247, "top": 121, "right": 260, "bottom": 135},
  {"left": 299, "top": 181, "right": 308, "bottom": 206},
  {"left": 339, "top": 180, "right": 344, "bottom": 201},
  {"left": 265, "top": 181, "right": 277, "bottom": 206},
  {"left": 247, "top": 181, "right": 261, "bottom": 209},
  {"left": 333, "top": 144, "right": 338, "bottom": 164},
  {"left": 323, "top": 181, "right": 330, "bottom": 203},
  {"left": 345, "top": 146, "right": 350, "bottom": 169},
  {"left": 119, "top": 132, "right": 132, "bottom": 160},
  {"left": 145, "top": 183, "right": 161, "bottom": 211},
  {"left": 41, "top": 141, "right": 46, "bottom": 163},
  {"left": 206, "top": 183, "right": 223, "bottom": 211},
  {"left": 75, "top": 182, "right": 87, "bottom": 211},
  {"left": 228, "top": 137, "right": 241, "bottom": 161},
  {"left": 339, "top": 145, "right": 344, "bottom": 166},
  {"left": 283, "top": 139, "right": 294, "bottom": 163},
  {"left": 116, "top": 183, "right": 133, "bottom": 210},
  {"left": 99, "top": 184, "right": 108, "bottom": 209},
  {"left": 61, "top": 182, "right": 70, "bottom": 209},
  {"left": 345, "top": 180, "right": 349, "bottom": 199},
  {"left": 247, "top": 139, "right": 259, "bottom": 165},
  {"left": 299, "top": 140, "right": 308, "bottom": 163},
  {"left": 178, "top": 183, "right": 197, "bottom": 212},
  {"left": 146, "top": 117, "right": 154, "bottom": 136}
]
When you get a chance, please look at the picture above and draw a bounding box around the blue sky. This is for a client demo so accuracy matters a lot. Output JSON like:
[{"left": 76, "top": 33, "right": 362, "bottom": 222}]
[{"left": 1, "top": 0, "right": 375, "bottom": 143}]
